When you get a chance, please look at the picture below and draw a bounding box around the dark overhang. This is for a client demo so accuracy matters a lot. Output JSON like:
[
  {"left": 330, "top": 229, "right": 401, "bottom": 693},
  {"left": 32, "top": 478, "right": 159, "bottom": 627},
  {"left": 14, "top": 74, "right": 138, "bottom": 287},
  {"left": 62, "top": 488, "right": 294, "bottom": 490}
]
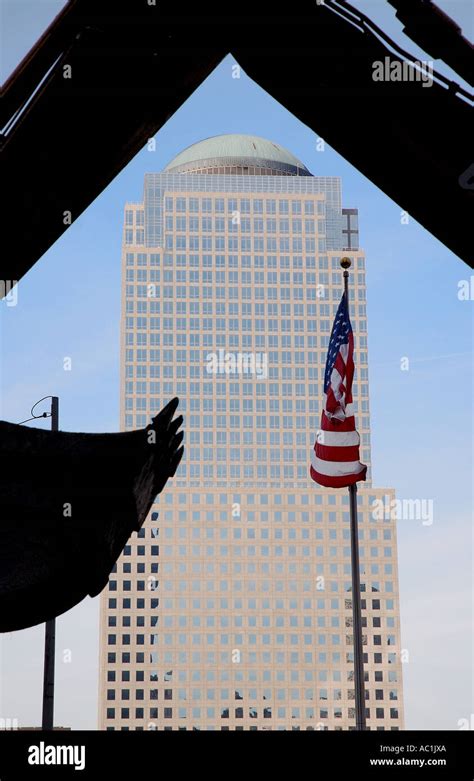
[
  {"left": 2, "top": 0, "right": 473, "bottom": 283},
  {"left": 0, "top": 398, "right": 183, "bottom": 632}
]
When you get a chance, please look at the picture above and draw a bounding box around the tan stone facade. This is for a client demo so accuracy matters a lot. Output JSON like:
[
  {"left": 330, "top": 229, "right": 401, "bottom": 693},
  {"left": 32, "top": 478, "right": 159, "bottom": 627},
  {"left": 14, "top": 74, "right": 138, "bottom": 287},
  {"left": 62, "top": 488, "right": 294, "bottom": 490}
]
[{"left": 98, "top": 158, "right": 404, "bottom": 730}]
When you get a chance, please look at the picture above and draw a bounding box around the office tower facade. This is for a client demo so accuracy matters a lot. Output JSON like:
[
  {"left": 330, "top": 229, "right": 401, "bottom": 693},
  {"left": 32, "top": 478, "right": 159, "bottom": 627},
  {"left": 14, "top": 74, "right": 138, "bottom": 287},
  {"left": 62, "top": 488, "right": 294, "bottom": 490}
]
[{"left": 99, "top": 135, "right": 404, "bottom": 731}]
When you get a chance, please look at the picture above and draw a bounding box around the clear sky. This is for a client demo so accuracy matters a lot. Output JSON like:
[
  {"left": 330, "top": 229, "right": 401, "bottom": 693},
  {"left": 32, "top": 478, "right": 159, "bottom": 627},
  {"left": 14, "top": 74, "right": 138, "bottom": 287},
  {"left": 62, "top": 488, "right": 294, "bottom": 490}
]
[{"left": 1, "top": 0, "right": 472, "bottom": 731}]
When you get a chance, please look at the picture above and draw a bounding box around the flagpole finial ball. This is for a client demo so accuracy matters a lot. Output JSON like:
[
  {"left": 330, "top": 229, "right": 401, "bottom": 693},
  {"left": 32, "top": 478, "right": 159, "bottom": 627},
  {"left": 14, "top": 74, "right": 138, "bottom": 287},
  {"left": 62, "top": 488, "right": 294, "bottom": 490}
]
[{"left": 340, "top": 257, "right": 352, "bottom": 269}]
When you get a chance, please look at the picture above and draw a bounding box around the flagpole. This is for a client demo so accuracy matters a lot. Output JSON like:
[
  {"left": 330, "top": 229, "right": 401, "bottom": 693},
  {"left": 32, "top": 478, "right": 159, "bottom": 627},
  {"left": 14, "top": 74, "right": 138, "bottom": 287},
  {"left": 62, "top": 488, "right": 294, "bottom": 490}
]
[
  {"left": 42, "top": 395, "right": 59, "bottom": 730},
  {"left": 341, "top": 257, "right": 366, "bottom": 731}
]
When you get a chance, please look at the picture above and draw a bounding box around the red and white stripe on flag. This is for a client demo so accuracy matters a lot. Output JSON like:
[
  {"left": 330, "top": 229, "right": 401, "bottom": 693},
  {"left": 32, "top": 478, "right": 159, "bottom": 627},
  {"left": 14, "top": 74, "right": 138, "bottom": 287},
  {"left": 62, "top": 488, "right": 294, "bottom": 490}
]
[{"left": 310, "top": 293, "right": 367, "bottom": 488}]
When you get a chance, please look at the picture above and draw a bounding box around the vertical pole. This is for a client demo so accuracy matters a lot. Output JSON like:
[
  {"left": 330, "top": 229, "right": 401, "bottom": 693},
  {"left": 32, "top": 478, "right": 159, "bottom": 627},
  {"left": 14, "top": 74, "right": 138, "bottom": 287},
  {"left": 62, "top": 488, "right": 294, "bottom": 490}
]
[
  {"left": 342, "top": 261, "right": 366, "bottom": 730},
  {"left": 349, "top": 483, "right": 366, "bottom": 730},
  {"left": 42, "top": 396, "right": 59, "bottom": 730}
]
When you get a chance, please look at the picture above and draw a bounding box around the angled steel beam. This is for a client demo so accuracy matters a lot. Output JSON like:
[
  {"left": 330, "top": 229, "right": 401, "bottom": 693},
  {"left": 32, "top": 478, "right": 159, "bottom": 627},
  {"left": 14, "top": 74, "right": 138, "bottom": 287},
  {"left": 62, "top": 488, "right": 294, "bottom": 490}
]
[{"left": 2, "top": 0, "right": 473, "bottom": 284}]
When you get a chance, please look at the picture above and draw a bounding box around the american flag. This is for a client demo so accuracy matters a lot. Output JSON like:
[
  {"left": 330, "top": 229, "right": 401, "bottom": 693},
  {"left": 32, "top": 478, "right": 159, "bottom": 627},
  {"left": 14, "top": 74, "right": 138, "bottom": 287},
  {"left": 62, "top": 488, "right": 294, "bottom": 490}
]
[{"left": 310, "top": 292, "right": 367, "bottom": 488}]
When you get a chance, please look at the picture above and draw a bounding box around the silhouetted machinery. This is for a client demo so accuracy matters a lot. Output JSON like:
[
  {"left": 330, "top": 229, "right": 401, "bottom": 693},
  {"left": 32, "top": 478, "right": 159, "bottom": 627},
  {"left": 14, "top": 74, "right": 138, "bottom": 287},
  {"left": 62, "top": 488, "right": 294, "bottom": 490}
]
[{"left": 0, "top": 398, "right": 183, "bottom": 632}]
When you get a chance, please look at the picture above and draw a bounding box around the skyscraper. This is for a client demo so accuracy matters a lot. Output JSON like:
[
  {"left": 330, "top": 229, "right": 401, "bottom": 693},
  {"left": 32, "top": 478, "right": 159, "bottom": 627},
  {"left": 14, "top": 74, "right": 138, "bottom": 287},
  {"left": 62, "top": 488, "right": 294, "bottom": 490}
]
[{"left": 98, "top": 134, "right": 404, "bottom": 731}]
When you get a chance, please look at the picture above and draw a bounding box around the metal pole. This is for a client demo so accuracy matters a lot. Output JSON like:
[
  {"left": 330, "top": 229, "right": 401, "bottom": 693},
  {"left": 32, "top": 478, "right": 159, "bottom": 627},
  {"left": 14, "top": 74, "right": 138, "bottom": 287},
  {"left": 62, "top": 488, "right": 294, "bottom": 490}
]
[
  {"left": 349, "top": 483, "right": 366, "bottom": 730},
  {"left": 42, "top": 395, "right": 59, "bottom": 730},
  {"left": 341, "top": 259, "right": 366, "bottom": 730}
]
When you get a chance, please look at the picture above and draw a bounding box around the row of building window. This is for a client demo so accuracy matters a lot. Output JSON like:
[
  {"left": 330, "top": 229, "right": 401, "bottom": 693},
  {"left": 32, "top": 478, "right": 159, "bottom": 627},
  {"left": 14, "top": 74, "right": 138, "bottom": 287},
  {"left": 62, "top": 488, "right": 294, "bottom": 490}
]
[
  {"left": 162, "top": 217, "right": 325, "bottom": 234},
  {"left": 124, "top": 368, "right": 367, "bottom": 387},
  {"left": 107, "top": 597, "right": 397, "bottom": 611},
  {"left": 125, "top": 251, "right": 364, "bottom": 269},
  {"left": 126, "top": 402, "right": 368, "bottom": 418},
  {"left": 125, "top": 232, "right": 340, "bottom": 253},
  {"left": 105, "top": 673, "right": 399, "bottom": 691},
  {"left": 106, "top": 706, "right": 399, "bottom": 720},
  {"left": 125, "top": 280, "right": 361, "bottom": 296},
  {"left": 124, "top": 322, "right": 366, "bottom": 338},
  {"left": 139, "top": 464, "right": 376, "bottom": 481},
  {"left": 106, "top": 650, "right": 399, "bottom": 666},
  {"left": 123, "top": 336, "right": 366, "bottom": 353},
  {"left": 125, "top": 285, "right": 365, "bottom": 304},
  {"left": 123, "top": 410, "right": 368, "bottom": 429},
  {"left": 106, "top": 670, "right": 398, "bottom": 685},
  {"left": 127, "top": 201, "right": 327, "bottom": 222},
  {"left": 124, "top": 337, "right": 368, "bottom": 353},
  {"left": 125, "top": 375, "right": 365, "bottom": 390},
  {"left": 153, "top": 493, "right": 378, "bottom": 506},
  {"left": 124, "top": 253, "right": 365, "bottom": 272},
  {"left": 159, "top": 198, "right": 325, "bottom": 214},
  {"left": 125, "top": 290, "right": 366, "bottom": 310},
  {"left": 105, "top": 689, "right": 398, "bottom": 702},
  {"left": 117, "top": 556, "right": 394, "bottom": 569},
  {"left": 113, "top": 562, "right": 389, "bottom": 575},
  {"left": 105, "top": 726, "right": 399, "bottom": 731},
  {"left": 125, "top": 397, "right": 369, "bottom": 416},
  {"left": 125, "top": 444, "right": 374, "bottom": 469},
  {"left": 124, "top": 310, "right": 366, "bottom": 325},
  {"left": 109, "top": 579, "right": 394, "bottom": 593},
  {"left": 124, "top": 350, "right": 368, "bottom": 365},
  {"left": 111, "top": 560, "right": 392, "bottom": 574},
  {"left": 161, "top": 238, "right": 328, "bottom": 253},
  {"left": 125, "top": 342, "right": 365, "bottom": 361},
  {"left": 152, "top": 510, "right": 388, "bottom": 528},
  {"left": 108, "top": 614, "right": 395, "bottom": 628},
  {"left": 107, "top": 632, "right": 397, "bottom": 645},
  {"left": 125, "top": 280, "right": 363, "bottom": 295},
  {"left": 161, "top": 233, "right": 327, "bottom": 249},
  {"left": 112, "top": 577, "right": 393, "bottom": 593},
  {"left": 124, "top": 528, "right": 386, "bottom": 542},
  {"left": 124, "top": 396, "right": 368, "bottom": 416},
  {"left": 127, "top": 433, "right": 374, "bottom": 451},
  {"left": 164, "top": 214, "right": 325, "bottom": 229}
]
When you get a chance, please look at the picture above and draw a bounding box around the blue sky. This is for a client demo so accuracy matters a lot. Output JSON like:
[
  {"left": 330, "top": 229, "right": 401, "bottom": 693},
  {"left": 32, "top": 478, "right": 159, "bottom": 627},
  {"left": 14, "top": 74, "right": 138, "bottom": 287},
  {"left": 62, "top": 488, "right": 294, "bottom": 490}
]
[{"left": 0, "top": 0, "right": 472, "bottom": 730}]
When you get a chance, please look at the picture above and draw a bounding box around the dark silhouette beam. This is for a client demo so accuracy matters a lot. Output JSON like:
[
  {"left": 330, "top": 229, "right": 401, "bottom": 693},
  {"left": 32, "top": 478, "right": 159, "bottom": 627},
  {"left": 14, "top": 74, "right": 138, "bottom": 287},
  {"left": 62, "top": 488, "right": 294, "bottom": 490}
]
[{"left": 2, "top": 0, "right": 473, "bottom": 286}]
